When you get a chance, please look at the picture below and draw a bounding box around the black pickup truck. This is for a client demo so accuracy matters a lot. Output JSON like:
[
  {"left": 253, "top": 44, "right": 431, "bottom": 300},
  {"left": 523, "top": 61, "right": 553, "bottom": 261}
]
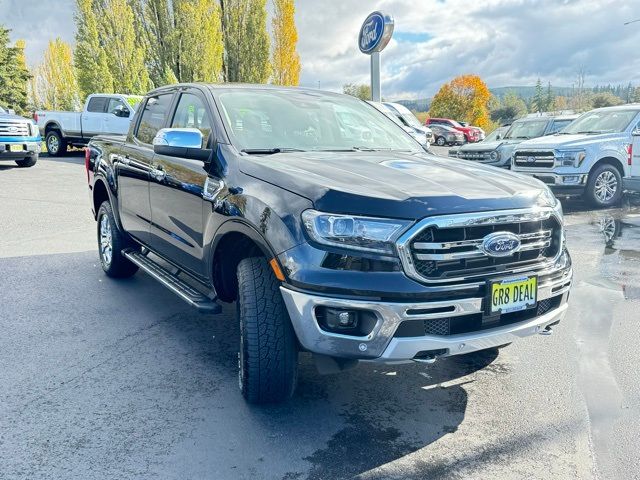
[{"left": 86, "top": 84, "right": 572, "bottom": 403}]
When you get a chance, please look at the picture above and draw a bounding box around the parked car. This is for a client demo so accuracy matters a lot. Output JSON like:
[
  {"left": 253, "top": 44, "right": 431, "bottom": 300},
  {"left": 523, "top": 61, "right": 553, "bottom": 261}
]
[
  {"left": 512, "top": 105, "right": 640, "bottom": 207},
  {"left": 426, "top": 117, "right": 480, "bottom": 142},
  {"left": 0, "top": 105, "right": 41, "bottom": 168},
  {"left": 367, "top": 101, "right": 429, "bottom": 146},
  {"left": 35, "top": 93, "right": 143, "bottom": 156},
  {"left": 382, "top": 102, "right": 435, "bottom": 145},
  {"left": 87, "top": 83, "right": 572, "bottom": 403},
  {"left": 458, "top": 121, "right": 485, "bottom": 140},
  {"left": 430, "top": 124, "right": 465, "bottom": 146},
  {"left": 450, "top": 114, "right": 577, "bottom": 168}
]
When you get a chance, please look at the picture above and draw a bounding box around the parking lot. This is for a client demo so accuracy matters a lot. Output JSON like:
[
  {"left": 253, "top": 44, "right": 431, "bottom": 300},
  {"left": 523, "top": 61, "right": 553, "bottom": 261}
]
[{"left": 1, "top": 153, "right": 639, "bottom": 479}]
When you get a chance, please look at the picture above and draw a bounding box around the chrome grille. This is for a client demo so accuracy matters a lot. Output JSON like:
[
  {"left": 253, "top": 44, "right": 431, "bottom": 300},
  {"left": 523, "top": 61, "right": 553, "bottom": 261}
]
[
  {"left": 0, "top": 121, "right": 30, "bottom": 136},
  {"left": 397, "top": 208, "right": 563, "bottom": 285},
  {"left": 514, "top": 150, "right": 555, "bottom": 168}
]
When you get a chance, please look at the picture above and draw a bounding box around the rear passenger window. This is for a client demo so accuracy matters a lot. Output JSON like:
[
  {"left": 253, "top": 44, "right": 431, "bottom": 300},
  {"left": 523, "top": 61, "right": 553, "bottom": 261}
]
[
  {"left": 135, "top": 94, "right": 173, "bottom": 144},
  {"left": 87, "top": 97, "right": 108, "bottom": 113},
  {"left": 171, "top": 93, "right": 211, "bottom": 146}
]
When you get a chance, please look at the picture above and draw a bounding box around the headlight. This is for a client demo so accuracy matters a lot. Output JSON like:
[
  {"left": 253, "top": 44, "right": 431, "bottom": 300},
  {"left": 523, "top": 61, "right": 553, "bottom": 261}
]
[
  {"left": 302, "top": 210, "right": 412, "bottom": 255},
  {"left": 489, "top": 150, "right": 500, "bottom": 161},
  {"left": 556, "top": 149, "right": 586, "bottom": 167},
  {"left": 539, "top": 186, "right": 563, "bottom": 219}
]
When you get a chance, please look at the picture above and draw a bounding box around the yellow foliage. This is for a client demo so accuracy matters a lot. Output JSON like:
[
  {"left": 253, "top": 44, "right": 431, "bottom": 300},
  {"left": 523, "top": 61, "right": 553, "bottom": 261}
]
[
  {"left": 37, "top": 39, "right": 80, "bottom": 110},
  {"left": 271, "top": 0, "right": 300, "bottom": 86},
  {"left": 429, "top": 74, "right": 492, "bottom": 130}
]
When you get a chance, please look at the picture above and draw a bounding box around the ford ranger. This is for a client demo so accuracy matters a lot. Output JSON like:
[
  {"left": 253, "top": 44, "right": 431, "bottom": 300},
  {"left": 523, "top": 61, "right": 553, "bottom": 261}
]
[
  {"left": 36, "top": 93, "right": 142, "bottom": 156},
  {"left": 0, "top": 105, "right": 40, "bottom": 167},
  {"left": 512, "top": 105, "right": 640, "bottom": 207},
  {"left": 86, "top": 84, "right": 572, "bottom": 404}
]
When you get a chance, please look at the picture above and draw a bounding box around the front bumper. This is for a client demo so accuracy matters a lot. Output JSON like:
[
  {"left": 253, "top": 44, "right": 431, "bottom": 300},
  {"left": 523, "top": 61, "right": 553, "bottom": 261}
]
[
  {"left": 281, "top": 265, "right": 572, "bottom": 362},
  {"left": 0, "top": 140, "right": 41, "bottom": 160},
  {"left": 512, "top": 169, "right": 588, "bottom": 194}
]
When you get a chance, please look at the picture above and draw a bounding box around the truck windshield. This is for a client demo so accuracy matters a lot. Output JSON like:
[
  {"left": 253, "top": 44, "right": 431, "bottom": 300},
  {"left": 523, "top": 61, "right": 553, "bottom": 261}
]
[
  {"left": 562, "top": 110, "right": 639, "bottom": 134},
  {"left": 217, "top": 89, "right": 422, "bottom": 153},
  {"left": 504, "top": 120, "right": 548, "bottom": 139}
]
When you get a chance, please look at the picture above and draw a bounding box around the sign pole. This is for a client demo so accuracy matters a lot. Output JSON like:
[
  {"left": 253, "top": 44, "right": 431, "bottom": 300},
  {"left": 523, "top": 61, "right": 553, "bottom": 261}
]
[{"left": 371, "top": 52, "right": 381, "bottom": 102}]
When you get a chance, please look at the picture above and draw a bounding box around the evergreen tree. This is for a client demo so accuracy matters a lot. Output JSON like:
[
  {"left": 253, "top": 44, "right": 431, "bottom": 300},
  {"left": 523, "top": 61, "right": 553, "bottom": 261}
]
[
  {"left": 75, "top": 0, "right": 114, "bottom": 99},
  {"left": 532, "top": 78, "right": 545, "bottom": 113},
  {"left": 545, "top": 82, "right": 555, "bottom": 111},
  {"left": 222, "top": 0, "right": 271, "bottom": 83},
  {"left": 0, "top": 27, "right": 31, "bottom": 113},
  {"left": 271, "top": 0, "right": 300, "bottom": 86}
]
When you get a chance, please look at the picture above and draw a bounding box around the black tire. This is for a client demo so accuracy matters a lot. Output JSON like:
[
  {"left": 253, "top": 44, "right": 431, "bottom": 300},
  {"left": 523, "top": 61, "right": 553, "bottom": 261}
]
[
  {"left": 15, "top": 156, "right": 37, "bottom": 167},
  {"left": 237, "top": 257, "right": 298, "bottom": 404},
  {"left": 584, "top": 163, "right": 623, "bottom": 208},
  {"left": 96, "top": 201, "right": 138, "bottom": 278},
  {"left": 45, "top": 130, "right": 67, "bottom": 156},
  {"left": 436, "top": 136, "right": 446, "bottom": 146}
]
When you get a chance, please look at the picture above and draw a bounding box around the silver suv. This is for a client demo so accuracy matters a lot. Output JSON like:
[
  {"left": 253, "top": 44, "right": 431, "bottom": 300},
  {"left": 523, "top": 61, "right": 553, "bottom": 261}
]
[
  {"left": 512, "top": 105, "right": 640, "bottom": 207},
  {"left": 450, "top": 114, "right": 576, "bottom": 168}
]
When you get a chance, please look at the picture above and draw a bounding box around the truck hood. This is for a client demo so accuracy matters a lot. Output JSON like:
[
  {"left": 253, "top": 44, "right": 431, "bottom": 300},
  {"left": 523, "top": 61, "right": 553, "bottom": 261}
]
[
  {"left": 239, "top": 151, "right": 552, "bottom": 219},
  {"left": 516, "top": 132, "right": 625, "bottom": 150},
  {"left": 458, "top": 139, "right": 521, "bottom": 152},
  {"left": 0, "top": 113, "right": 30, "bottom": 122}
]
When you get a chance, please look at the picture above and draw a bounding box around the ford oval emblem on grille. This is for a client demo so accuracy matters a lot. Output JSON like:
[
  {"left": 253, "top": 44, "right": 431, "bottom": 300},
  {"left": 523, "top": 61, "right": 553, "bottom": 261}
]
[
  {"left": 9, "top": 126, "right": 18, "bottom": 133},
  {"left": 527, "top": 156, "right": 536, "bottom": 163},
  {"left": 481, "top": 232, "right": 521, "bottom": 257}
]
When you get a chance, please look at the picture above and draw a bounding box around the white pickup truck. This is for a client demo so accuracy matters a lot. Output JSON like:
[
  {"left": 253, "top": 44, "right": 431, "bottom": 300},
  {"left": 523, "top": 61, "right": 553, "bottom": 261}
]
[{"left": 35, "top": 94, "right": 142, "bottom": 156}]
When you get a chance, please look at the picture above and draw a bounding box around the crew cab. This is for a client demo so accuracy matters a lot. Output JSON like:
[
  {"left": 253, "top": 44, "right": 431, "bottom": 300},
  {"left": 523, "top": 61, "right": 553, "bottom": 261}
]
[
  {"left": 450, "top": 114, "right": 577, "bottom": 168},
  {"left": 86, "top": 84, "right": 572, "bottom": 404},
  {"left": 36, "top": 93, "right": 142, "bottom": 156},
  {"left": 0, "top": 105, "right": 41, "bottom": 168},
  {"left": 426, "top": 117, "right": 481, "bottom": 143},
  {"left": 512, "top": 105, "right": 640, "bottom": 207}
]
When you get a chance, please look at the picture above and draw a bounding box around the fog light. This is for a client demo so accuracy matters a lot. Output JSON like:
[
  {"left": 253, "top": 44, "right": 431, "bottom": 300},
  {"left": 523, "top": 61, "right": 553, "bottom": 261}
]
[
  {"left": 562, "top": 176, "right": 581, "bottom": 184},
  {"left": 324, "top": 308, "right": 358, "bottom": 330},
  {"left": 315, "top": 307, "right": 378, "bottom": 336}
]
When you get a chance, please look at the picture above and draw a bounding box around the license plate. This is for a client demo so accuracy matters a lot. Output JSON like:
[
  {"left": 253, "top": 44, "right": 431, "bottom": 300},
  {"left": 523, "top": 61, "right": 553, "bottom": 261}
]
[
  {"left": 489, "top": 276, "right": 537, "bottom": 314},
  {"left": 9, "top": 144, "right": 24, "bottom": 152}
]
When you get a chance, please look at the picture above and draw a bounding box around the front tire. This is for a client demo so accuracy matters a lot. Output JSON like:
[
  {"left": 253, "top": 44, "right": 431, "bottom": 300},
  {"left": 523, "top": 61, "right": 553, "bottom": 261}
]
[
  {"left": 96, "top": 201, "right": 138, "bottom": 278},
  {"left": 15, "top": 156, "right": 37, "bottom": 167},
  {"left": 436, "top": 136, "right": 446, "bottom": 146},
  {"left": 585, "top": 164, "right": 622, "bottom": 208},
  {"left": 46, "top": 130, "right": 67, "bottom": 157},
  {"left": 237, "top": 257, "right": 298, "bottom": 404}
]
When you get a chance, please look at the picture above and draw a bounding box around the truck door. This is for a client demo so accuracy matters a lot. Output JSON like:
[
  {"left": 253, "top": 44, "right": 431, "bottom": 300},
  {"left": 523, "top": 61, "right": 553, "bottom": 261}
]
[
  {"left": 148, "top": 90, "right": 213, "bottom": 278},
  {"left": 104, "top": 97, "right": 133, "bottom": 135},
  {"left": 627, "top": 128, "right": 640, "bottom": 192},
  {"left": 117, "top": 92, "right": 175, "bottom": 244},
  {"left": 82, "top": 96, "right": 108, "bottom": 138}
]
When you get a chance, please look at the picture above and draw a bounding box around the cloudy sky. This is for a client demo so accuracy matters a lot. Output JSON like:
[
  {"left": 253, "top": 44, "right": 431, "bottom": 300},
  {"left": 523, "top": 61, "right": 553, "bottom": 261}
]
[{"left": 1, "top": 0, "right": 640, "bottom": 100}]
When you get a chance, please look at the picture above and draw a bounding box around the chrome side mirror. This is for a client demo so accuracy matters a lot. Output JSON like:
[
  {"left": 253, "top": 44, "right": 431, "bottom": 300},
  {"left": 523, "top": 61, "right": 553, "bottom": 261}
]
[
  {"left": 153, "top": 128, "right": 209, "bottom": 161},
  {"left": 113, "top": 105, "right": 130, "bottom": 117},
  {"left": 632, "top": 128, "right": 640, "bottom": 137}
]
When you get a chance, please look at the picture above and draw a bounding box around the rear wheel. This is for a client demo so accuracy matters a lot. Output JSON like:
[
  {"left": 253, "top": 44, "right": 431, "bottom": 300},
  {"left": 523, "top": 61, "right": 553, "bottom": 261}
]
[
  {"left": 96, "top": 201, "right": 138, "bottom": 278},
  {"left": 237, "top": 257, "right": 298, "bottom": 404},
  {"left": 436, "top": 136, "right": 446, "bottom": 146},
  {"left": 46, "top": 130, "right": 67, "bottom": 157},
  {"left": 585, "top": 164, "right": 622, "bottom": 208},
  {"left": 15, "top": 156, "right": 37, "bottom": 167}
]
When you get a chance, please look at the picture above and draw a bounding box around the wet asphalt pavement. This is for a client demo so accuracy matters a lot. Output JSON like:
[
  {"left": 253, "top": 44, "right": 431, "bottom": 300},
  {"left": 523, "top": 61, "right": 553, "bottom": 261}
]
[{"left": 1, "top": 153, "right": 639, "bottom": 479}]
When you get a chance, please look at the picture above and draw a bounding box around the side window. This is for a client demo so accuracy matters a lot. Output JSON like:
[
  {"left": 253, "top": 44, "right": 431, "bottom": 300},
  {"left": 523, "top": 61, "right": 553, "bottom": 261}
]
[
  {"left": 135, "top": 94, "right": 174, "bottom": 144},
  {"left": 87, "top": 96, "right": 108, "bottom": 113},
  {"left": 548, "top": 120, "right": 570, "bottom": 134},
  {"left": 171, "top": 93, "right": 211, "bottom": 146},
  {"left": 107, "top": 98, "right": 127, "bottom": 115}
]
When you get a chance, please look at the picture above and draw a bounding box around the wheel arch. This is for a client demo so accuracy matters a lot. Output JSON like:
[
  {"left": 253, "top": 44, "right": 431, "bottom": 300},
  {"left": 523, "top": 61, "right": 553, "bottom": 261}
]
[
  {"left": 591, "top": 156, "right": 625, "bottom": 178},
  {"left": 44, "top": 121, "right": 63, "bottom": 135},
  {"left": 92, "top": 176, "right": 124, "bottom": 230}
]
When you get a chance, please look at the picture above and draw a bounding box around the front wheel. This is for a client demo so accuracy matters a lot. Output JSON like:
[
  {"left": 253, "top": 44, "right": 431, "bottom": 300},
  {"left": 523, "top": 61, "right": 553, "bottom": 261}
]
[
  {"left": 237, "top": 257, "right": 298, "bottom": 404},
  {"left": 15, "top": 156, "right": 37, "bottom": 167},
  {"left": 96, "top": 201, "right": 138, "bottom": 278},
  {"left": 436, "top": 136, "right": 446, "bottom": 146},
  {"left": 585, "top": 164, "right": 622, "bottom": 208}
]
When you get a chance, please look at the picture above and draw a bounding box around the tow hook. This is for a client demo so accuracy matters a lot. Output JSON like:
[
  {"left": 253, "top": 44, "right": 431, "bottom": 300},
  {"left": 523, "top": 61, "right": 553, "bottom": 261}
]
[
  {"left": 539, "top": 325, "right": 553, "bottom": 336},
  {"left": 413, "top": 356, "right": 437, "bottom": 364}
]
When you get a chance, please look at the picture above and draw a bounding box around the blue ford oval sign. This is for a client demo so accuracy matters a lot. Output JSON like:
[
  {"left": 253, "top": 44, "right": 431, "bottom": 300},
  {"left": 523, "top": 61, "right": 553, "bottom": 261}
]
[
  {"left": 481, "top": 232, "right": 521, "bottom": 257},
  {"left": 359, "top": 11, "right": 394, "bottom": 54}
]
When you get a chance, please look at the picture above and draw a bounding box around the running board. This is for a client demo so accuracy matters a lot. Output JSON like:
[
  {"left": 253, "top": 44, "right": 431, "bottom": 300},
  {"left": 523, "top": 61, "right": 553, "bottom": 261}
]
[{"left": 123, "top": 250, "right": 222, "bottom": 314}]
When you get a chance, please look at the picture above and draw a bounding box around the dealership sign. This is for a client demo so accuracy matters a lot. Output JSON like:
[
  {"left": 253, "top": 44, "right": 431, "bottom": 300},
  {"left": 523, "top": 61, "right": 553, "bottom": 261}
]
[{"left": 359, "top": 11, "right": 394, "bottom": 54}]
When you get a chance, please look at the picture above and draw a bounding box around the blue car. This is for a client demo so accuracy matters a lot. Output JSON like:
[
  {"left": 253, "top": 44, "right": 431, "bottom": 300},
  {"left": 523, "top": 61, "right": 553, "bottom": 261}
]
[{"left": 0, "top": 105, "right": 41, "bottom": 168}]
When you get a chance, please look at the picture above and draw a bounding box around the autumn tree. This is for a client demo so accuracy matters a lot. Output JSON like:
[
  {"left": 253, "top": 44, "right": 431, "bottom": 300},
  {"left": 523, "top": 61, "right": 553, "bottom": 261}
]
[
  {"left": 490, "top": 91, "right": 527, "bottom": 123},
  {"left": 343, "top": 83, "right": 371, "bottom": 101},
  {"left": 591, "top": 92, "right": 623, "bottom": 108},
  {"left": 0, "top": 27, "right": 31, "bottom": 113},
  {"left": 271, "top": 0, "right": 300, "bottom": 86},
  {"left": 222, "top": 0, "right": 271, "bottom": 83},
  {"left": 133, "top": 0, "right": 224, "bottom": 85},
  {"left": 74, "top": 0, "right": 114, "bottom": 99},
  {"left": 429, "top": 75, "right": 492, "bottom": 129},
  {"left": 35, "top": 39, "right": 80, "bottom": 110}
]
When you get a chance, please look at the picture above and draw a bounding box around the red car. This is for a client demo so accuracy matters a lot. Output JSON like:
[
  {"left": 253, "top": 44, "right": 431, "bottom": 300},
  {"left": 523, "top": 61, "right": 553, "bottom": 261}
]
[{"left": 425, "top": 118, "right": 481, "bottom": 143}]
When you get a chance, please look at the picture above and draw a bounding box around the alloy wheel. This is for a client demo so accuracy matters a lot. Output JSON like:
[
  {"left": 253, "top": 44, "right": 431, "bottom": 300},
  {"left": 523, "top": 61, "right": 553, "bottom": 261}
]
[
  {"left": 99, "top": 214, "right": 113, "bottom": 267},
  {"left": 594, "top": 170, "right": 618, "bottom": 203},
  {"left": 47, "top": 135, "right": 59, "bottom": 155}
]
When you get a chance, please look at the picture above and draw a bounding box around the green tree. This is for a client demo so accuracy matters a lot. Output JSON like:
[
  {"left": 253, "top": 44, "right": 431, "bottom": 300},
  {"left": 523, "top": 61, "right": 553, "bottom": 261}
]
[
  {"left": 0, "top": 27, "right": 31, "bottom": 113},
  {"left": 490, "top": 91, "right": 527, "bottom": 123},
  {"left": 134, "top": 0, "right": 224, "bottom": 85},
  {"left": 532, "top": 78, "right": 545, "bottom": 112},
  {"left": 545, "top": 82, "right": 555, "bottom": 111},
  {"left": 36, "top": 39, "right": 81, "bottom": 110},
  {"left": 222, "top": 0, "right": 271, "bottom": 83},
  {"left": 75, "top": 0, "right": 114, "bottom": 99},
  {"left": 271, "top": 0, "right": 300, "bottom": 86},
  {"left": 342, "top": 83, "right": 371, "bottom": 101},
  {"left": 591, "top": 92, "right": 624, "bottom": 108},
  {"left": 98, "top": 0, "right": 152, "bottom": 93}
]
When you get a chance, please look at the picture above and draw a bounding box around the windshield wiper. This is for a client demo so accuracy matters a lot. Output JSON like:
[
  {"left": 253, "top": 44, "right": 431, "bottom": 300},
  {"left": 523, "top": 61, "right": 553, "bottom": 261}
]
[
  {"left": 240, "top": 147, "right": 306, "bottom": 154},
  {"left": 575, "top": 130, "right": 604, "bottom": 135},
  {"left": 352, "top": 146, "right": 413, "bottom": 152}
]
